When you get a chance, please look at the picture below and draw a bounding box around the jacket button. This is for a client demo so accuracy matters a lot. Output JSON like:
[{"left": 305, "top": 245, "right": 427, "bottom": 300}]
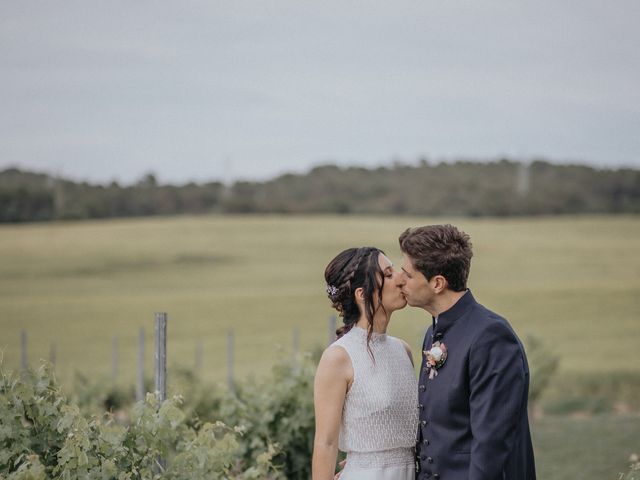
[
  {"left": 419, "top": 384, "right": 426, "bottom": 391},
  {"left": 421, "top": 420, "right": 427, "bottom": 427},
  {"left": 423, "top": 438, "right": 429, "bottom": 445},
  {"left": 433, "top": 474, "right": 440, "bottom": 479},
  {"left": 418, "top": 403, "right": 423, "bottom": 410},
  {"left": 427, "top": 457, "right": 433, "bottom": 464}
]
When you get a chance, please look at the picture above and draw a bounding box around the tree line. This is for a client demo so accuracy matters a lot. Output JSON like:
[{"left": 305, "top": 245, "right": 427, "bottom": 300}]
[{"left": 1, "top": 159, "right": 638, "bottom": 222}]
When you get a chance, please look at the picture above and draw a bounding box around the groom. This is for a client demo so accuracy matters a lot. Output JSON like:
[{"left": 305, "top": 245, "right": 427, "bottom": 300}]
[{"left": 397, "top": 225, "right": 536, "bottom": 480}]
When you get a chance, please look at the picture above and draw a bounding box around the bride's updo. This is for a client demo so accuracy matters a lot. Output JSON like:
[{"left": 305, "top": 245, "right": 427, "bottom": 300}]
[{"left": 324, "top": 247, "right": 386, "bottom": 340}]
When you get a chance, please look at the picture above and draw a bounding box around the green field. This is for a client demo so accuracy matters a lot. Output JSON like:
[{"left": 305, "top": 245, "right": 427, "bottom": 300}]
[
  {"left": 532, "top": 414, "right": 640, "bottom": 479},
  {"left": 1, "top": 214, "right": 640, "bottom": 478},
  {"left": 1, "top": 214, "right": 639, "bottom": 389}
]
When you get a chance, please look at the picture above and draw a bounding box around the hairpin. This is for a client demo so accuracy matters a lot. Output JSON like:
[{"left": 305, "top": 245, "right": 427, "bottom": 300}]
[{"left": 326, "top": 284, "right": 339, "bottom": 297}]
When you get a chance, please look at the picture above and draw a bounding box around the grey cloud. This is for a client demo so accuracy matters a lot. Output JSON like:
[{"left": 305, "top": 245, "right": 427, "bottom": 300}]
[{"left": 1, "top": 0, "right": 638, "bottom": 184}]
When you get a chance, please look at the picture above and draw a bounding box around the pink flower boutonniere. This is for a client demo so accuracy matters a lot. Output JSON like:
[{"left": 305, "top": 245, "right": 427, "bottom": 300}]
[{"left": 423, "top": 341, "right": 448, "bottom": 379}]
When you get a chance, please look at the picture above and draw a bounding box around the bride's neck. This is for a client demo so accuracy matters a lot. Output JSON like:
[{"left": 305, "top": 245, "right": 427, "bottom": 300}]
[{"left": 355, "top": 312, "right": 390, "bottom": 334}]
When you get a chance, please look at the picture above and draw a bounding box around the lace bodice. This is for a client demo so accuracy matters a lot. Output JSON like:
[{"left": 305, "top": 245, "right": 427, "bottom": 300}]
[{"left": 332, "top": 326, "right": 418, "bottom": 453}]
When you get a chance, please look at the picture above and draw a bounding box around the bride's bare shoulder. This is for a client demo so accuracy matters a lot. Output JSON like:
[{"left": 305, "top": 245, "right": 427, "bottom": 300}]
[
  {"left": 316, "top": 344, "right": 353, "bottom": 380},
  {"left": 319, "top": 343, "right": 350, "bottom": 366}
]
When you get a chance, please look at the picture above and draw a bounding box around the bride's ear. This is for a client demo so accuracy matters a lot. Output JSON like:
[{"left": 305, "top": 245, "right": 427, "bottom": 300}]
[{"left": 354, "top": 287, "right": 365, "bottom": 305}]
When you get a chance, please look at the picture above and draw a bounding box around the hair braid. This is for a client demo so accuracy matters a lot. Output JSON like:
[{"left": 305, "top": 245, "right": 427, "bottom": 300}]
[
  {"left": 324, "top": 247, "right": 377, "bottom": 336},
  {"left": 336, "top": 249, "right": 365, "bottom": 299},
  {"left": 324, "top": 246, "right": 388, "bottom": 358}
]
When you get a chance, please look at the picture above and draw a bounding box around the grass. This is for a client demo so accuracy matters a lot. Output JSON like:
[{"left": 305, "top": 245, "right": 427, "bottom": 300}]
[
  {"left": 532, "top": 414, "right": 640, "bottom": 480},
  {"left": 0, "top": 214, "right": 639, "bottom": 478},
  {"left": 0, "top": 214, "right": 638, "bottom": 389}
]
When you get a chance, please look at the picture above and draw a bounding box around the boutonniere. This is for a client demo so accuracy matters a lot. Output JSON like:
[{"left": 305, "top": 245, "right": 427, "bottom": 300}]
[{"left": 423, "top": 341, "right": 448, "bottom": 379}]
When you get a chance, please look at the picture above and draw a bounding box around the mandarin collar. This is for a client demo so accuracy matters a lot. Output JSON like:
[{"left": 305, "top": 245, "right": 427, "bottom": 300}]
[
  {"left": 350, "top": 325, "right": 387, "bottom": 344},
  {"left": 432, "top": 290, "right": 476, "bottom": 340}
]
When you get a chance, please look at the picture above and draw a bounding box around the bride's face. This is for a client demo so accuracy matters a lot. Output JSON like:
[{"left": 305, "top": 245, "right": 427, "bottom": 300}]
[{"left": 376, "top": 253, "right": 407, "bottom": 313}]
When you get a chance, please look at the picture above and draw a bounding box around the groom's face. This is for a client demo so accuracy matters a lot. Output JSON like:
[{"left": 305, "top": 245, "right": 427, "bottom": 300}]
[{"left": 399, "top": 253, "right": 435, "bottom": 309}]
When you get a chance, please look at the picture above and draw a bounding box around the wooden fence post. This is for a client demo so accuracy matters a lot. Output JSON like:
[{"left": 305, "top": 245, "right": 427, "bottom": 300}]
[
  {"left": 227, "top": 329, "right": 235, "bottom": 394},
  {"left": 155, "top": 313, "right": 167, "bottom": 403},
  {"left": 195, "top": 339, "right": 203, "bottom": 375},
  {"left": 111, "top": 336, "right": 119, "bottom": 385},
  {"left": 292, "top": 327, "right": 300, "bottom": 356},
  {"left": 20, "top": 330, "right": 27, "bottom": 371},
  {"left": 49, "top": 342, "right": 57, "bottom": 366},
  {"left": 136, "top": 327, "right": 145, "bottom": 402},
  {"left": 154, "top": 312, "right": 167, "bottom": 472},
  {"left": 328, "top": 315, "right": 337, "bottom": 345}
]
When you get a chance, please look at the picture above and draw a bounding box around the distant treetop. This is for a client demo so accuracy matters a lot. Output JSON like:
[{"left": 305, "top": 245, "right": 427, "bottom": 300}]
[{"left": 1, "top": 159, "right": 638, "bottom": 222}]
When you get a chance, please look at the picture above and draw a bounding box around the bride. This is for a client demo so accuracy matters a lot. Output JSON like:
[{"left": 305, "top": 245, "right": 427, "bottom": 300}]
[{"left": 312, "top": 247, "right": 418, "bottom": 480}]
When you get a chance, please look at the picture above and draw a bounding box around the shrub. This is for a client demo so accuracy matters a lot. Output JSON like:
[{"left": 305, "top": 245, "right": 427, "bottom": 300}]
[{"left": 0, "top": 362, "right": 280, "bottom": 479}]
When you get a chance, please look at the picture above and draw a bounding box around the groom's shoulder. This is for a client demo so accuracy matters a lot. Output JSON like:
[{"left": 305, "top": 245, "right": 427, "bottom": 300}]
[
  {"left": 473, "top": 301, "right": 507, "bottom": 323},
  {"left": 470, "top": 301, "right": 518, "bottom": 338}
]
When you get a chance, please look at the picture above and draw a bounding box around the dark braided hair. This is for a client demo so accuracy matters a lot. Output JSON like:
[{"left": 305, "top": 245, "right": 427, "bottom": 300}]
[{"left": 324, "top": 247, "right": 387, "bottom": 352}]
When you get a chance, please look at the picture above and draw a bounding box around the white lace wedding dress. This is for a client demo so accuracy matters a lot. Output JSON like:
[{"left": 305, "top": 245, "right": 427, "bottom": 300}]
[{"left": 332, "top": 326, "right": 418, "bottom": 480}]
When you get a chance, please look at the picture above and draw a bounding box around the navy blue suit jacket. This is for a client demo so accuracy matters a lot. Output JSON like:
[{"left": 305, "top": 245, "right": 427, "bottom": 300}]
[{"left": 416, "top": 290, "right": 536, "bottom": 480}]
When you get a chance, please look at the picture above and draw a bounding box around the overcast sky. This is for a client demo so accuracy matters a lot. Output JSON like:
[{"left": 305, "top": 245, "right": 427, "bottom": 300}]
[{"left": 1, "top": 0, "right": 639, "bottom": 184}]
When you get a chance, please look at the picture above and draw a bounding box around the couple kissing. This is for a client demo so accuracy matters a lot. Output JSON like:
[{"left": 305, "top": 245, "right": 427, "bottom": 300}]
[{"left": 312, "top": 224, "right": 536, "bottom": 480}]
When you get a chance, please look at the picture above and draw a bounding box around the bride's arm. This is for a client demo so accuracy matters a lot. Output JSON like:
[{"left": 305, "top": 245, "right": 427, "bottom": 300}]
[{"left": 312, "top": 346, "right": 352, "bottom": 480}]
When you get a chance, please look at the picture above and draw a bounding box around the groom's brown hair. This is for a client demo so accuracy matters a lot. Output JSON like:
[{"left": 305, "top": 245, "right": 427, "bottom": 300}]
[{"left": 399, "top": 224, "right": 472, "bottom": 292}]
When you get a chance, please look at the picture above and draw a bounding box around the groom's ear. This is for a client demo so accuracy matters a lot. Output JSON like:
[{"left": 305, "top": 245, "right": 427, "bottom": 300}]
[{"left": 433, "top": 275, "right": 448, "bottom": 294}]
